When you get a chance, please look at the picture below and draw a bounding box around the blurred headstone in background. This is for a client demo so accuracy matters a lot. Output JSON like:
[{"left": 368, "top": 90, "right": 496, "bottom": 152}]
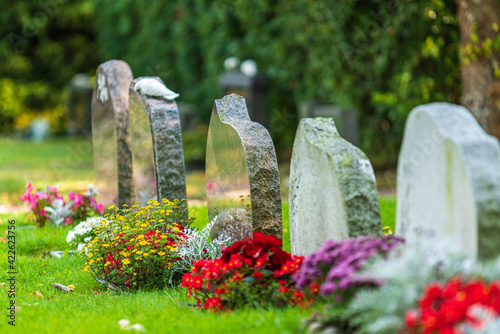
[
  {"left": 91, "top": 60, "right": 135, "bottom": 208},
  {"left": 298, "top": 102, "right": 359, "bottom": 147},
  {"left": 177, "top": 101, "right": 197, "bottom": 131},
  {"left": 220, "top": 58, "right": 269, "bottom": 128},
  {"left": 68, "top": 74, "right": 93, "bottom": 136},
  {"left": 31, "top": 118, "right": 50, "bottom": 142}
]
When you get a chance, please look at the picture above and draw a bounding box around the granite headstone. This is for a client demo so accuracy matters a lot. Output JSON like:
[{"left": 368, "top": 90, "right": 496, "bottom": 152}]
[
  {"left": 91, "top": 60, "right": 135, "bottom": 207},
  {"left": 289, "top": 118, "right": 382, "bottom": 256},
  {"left": 206, "top": 94, "right": 282, "bottom": 240},
  {"left": 396, "top": 103, "right": 500, "bottom": 259},
  {"left": 129, "top": 77, "right": 187, "bottom": 205}
]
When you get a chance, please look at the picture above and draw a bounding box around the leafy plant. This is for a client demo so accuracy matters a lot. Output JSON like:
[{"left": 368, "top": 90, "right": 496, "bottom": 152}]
[{"left": 181, "top": 232, "right": 308, "bottom": 311}]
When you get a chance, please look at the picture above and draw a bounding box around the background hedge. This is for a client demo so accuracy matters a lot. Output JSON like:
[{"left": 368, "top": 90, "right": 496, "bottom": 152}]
[{"left": 1, "top": 0, "right": 461, "bottom": 167}]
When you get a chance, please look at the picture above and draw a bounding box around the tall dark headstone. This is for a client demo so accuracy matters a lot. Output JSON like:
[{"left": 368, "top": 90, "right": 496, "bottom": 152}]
[
  {"left": 206, "top": 94, "right": 282, "bottom": 240},
  {"left": 129, "top": 77, "right": 187, "bottom": 205},
  {"left": 91, "top": 60, "right": 135, "bottom": 207}
]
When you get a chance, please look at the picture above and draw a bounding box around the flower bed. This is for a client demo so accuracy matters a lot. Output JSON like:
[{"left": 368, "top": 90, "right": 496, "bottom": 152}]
[
  {"left": 81, "top": 199, "right": 231, "bottom": 290},
  {"left": 20, "top": 182, "right": 103, "bottom": 227},
  {"left": 181, "top": 232, "right": 308, "bottom": 311}
]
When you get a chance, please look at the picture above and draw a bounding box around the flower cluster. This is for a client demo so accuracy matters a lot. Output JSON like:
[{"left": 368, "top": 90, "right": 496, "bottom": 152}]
[
  {"left": 20, "top": 182, "right": 104, "bottom": 227},
  {"left": 67, "top": 216, "right": 107, "bottom": 252},
  {"left": 181, "top": 232, "right": 308, "bottom": 311},
  {"left": 81, "top": 199, "right": 192, "bottom": 290},
  {"left": 403, "top": 278, "right": 500, "bottom": 333},
  {"left": 294, "top": 235, "right": 404, "bottom": 300}
]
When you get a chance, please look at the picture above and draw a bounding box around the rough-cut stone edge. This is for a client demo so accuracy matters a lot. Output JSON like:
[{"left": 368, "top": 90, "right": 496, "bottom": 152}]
[
  {"left": 92, "top": 60, "right": 135, "bottom": 207},
  {"left": 213, "top": 94, "right": 283, "bottom": 240},
  {"left": 130, "top": 77, "right": 188, "bottom": 203},
  {"left": 397, "top": 102, "right": 500, "bottom": 259},
  {"left": 291, "top": 118, "right": 382, "bottom": 240}
]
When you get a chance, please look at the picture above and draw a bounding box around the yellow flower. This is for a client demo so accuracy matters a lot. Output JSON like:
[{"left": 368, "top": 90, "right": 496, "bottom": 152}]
[
  {"left": 104, "top": 261, "right": 111, "bottom": 267},
  {"left": 137, "top": 251, "right": 143, "bottom": 255},
  {"left": 84, "top": 266, "right": 90, "bottom": 272},
  {"left": 143, "top": 253, "right": 150, "bottom": 257},
  {"left": 108, "top": 205, "right": 115, "bottom": 210},
  {"left": 87, "top": 253, "right": 93, "bottom": 258},
  {"left": 158, "top": 251, "right": 165, "bottom": 256},
  {"left": 122, "top": 259, "right": 131, "bottom": 265},
  {"left": 88, "top": 259, "right": 95, "bottom": 265},
  {"left": 150, "top": 249, "right": 157, "bottom": 253}
]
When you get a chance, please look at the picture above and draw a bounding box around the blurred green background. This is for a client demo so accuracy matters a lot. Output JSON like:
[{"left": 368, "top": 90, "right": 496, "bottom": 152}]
[{"left": 0, "top": 0, "right": 460, "bottom": 166}]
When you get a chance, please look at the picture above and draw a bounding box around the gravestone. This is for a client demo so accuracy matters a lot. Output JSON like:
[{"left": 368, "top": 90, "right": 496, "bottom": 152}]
[
  {"left": 298, "top": 102, "right": 359, "bottom": 147},
  {"left": 91, "top": 60, "right": 135, "bottom": 207},
  {"left": 206, "top": 94, "right": 282, "bottom": 240},
  {"left": 128, "top": 77, "right": 187, "bottom": 205},
  {"left": 289, "top": 118, "right": 381, "bottom": 256},
  {"left": 396, "top": 103, "right": 500, "bottom": 259}
]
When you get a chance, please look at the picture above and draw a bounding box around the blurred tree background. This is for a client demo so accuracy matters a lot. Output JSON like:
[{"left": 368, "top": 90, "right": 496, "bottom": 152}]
[{"left": 0, "top": 0, "right": 461, "bottom": 168}]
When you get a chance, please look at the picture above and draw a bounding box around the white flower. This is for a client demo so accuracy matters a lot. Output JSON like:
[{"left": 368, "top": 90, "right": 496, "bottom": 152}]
[
  {"left": 118, "top": 319, "right": 130, "bottom": 329},
  {"left": 130, "top": 324, "right": 145, "bottom": 332},
  {"left": 77, "top": 243, "right": 85, "bottom": 253},
  {"left": 83, "top": 184, "right": 98, "bottom": 197}
]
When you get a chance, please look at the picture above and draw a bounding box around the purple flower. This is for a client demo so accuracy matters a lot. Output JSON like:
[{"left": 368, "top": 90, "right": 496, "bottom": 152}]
[{"left": 293, "top": 235, "right": 404, "bottom": 299}]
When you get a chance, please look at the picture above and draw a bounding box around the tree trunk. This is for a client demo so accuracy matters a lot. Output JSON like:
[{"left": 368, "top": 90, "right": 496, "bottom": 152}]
[{"left": 457, "top": 0, "right": 500, "bottom": 138}]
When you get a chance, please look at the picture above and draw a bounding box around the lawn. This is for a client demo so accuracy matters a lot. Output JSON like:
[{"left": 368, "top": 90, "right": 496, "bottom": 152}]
[{"left": 0, "top": 137, "right": 397, "bottom": 333}]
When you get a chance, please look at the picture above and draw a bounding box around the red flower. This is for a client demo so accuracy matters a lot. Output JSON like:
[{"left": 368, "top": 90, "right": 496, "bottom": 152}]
[
  {"left": 253, "top": 271, "right": 264, "bottom": 280},
  {"left": 181, "top": 273, "right": 192, "bottom": 288},
  {"left": 269, "top": 247, "right": 292, "bottom": 270},
  {"left": 252, "top": 232, "right": 282, "bottom": 248},
  {"left": 190, "top": 275, "right": 204, "bottom": 289},
  {"left": 204, "top": 297, "right": 223, "bottom": 312}
]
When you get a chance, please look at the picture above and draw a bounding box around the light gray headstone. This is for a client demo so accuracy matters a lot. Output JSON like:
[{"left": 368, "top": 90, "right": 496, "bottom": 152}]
[
  {"left": 396, "top": 103, "right": 500, "bottom": 259},
  {"left": 206, "top": 94, "right": 282, "bottom": 240},
  {"left": 289, "top": 118, "right": 381, "bottom": 256},
  {"left": 129, "top": 77, "right": 187, "bottom": 206},
  {"left": 91, "top": 60, "right": 135, "bottom": 207}
]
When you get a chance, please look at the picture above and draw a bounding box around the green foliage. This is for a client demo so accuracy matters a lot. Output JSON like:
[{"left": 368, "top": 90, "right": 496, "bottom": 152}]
[
  {"left": 0, "top": 0, "right": 99, "bottom": 133},
  {"left": 93, "top": 0, "right": 460, "bottom": 165}
]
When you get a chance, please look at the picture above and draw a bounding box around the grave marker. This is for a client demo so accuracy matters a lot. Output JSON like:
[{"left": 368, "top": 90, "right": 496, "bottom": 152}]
[
  {"left": 396, "top": 103, "right": 500, "bottom": 259},
  {"left": 289, "top": 118, "right": 381, "bottom": 256},
  {"left": 206, "top": 94, "right": 282, "bottom": 240},
  {"left": 128, "top": 77, "right": 187, "bottom": 205},
  {"left": 91, "top": 60, "right": 135, "bottom": 207}
]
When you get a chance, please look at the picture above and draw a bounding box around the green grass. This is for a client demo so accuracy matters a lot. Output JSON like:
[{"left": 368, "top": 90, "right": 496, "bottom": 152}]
[
  {"left": 0, "top": 200, "right": 396, "bottom": 333},
  {"left": 0, "top": 137, "right": 95, "bottom": 205}
]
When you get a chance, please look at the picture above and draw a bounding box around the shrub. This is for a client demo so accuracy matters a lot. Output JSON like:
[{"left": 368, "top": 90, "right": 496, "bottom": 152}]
[{"left": 181, "top": 232, "right": 308, "bottom": 311}]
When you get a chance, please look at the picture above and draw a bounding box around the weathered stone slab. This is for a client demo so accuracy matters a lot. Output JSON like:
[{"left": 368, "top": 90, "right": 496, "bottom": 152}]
[
  {"left": 128, "top": 77, "right": 187, "bottom": 205},
  {"left": 91, "top": 60, "right": 135, "bottom": 207},
  {"left": 289, "top": 118, "right": 381, "bottom": 256},
  {"left": 206, "top": 94, "right": 282, "bottom": 240},
  {"left": 396, "top": 103, "right": 500, "bottom": 259}
]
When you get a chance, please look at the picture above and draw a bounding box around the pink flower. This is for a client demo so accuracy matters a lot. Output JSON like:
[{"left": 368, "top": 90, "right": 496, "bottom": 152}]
[
  {"left": 40, "top": 209, "right": 46, "bottom": 216},
  {"left": 68, "top": 191, "right": 76, "bottom": 201},
  {"left": 97, "top": 203, "right": 104, "bottom": 215},
  {"left": 65, "top": 217, "right": 72, "bottom": 225}
]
